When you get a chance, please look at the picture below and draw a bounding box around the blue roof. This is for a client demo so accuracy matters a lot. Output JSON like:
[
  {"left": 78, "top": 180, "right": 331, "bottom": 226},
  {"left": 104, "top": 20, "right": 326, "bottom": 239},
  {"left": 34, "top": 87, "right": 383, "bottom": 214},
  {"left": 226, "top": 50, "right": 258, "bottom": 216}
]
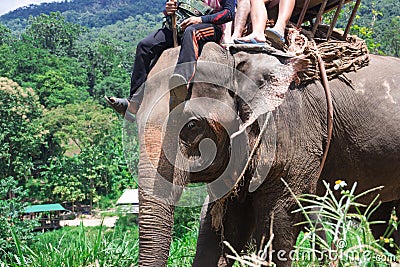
[{"left": 24, "top": 204, "right": 68, "bottom": 213}]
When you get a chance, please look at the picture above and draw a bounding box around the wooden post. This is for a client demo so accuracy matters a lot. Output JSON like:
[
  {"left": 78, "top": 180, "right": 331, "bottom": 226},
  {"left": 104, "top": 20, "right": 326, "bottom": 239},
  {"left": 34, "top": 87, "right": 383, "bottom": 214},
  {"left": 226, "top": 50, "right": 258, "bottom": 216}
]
[
  {"left": 326, "top": 0, "right": 345, "bottom": 40},
  {"left": 312, "top": 0, "right": 329, "bottom": 36},
  {"left": 296, "top": 0, "right": 312, "bottom": 27},
  {"left": 343, "top": 0, "right": 362, "bottom": 38},
  {"left": 172, "top": 0, "right": 178, "bottom": 47}
]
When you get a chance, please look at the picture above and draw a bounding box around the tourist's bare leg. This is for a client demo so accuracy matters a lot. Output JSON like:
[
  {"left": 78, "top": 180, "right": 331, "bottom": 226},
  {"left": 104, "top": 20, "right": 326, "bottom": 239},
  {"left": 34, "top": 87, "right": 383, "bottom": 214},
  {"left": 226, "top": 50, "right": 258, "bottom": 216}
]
[
  {"left": 236, "top": 0, "right": 268, "bottom": 42},
  {"left": 223, "top": 21, "right": 233, "bottom": 43},
  {"left": 270, "top": 0, "right": 295, "bottom": 37},
  {"left": 231, "top": 0, "right": 251, "bottom": 40}
]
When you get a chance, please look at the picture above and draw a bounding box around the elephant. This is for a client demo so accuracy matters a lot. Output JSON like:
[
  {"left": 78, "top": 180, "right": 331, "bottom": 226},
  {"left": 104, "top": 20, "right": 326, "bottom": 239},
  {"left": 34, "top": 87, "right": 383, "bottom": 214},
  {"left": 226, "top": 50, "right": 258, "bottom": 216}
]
[{"left": 132, "top": 41, "right": 400, "bottom": 266}]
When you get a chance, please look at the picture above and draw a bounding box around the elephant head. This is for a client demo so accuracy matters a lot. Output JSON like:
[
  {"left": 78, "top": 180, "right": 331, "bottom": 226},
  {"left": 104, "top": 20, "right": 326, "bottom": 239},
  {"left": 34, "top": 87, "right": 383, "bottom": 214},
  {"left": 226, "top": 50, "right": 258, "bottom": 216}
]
[{"left": 132, "top": 42, "right": 302, "bottom": 266}]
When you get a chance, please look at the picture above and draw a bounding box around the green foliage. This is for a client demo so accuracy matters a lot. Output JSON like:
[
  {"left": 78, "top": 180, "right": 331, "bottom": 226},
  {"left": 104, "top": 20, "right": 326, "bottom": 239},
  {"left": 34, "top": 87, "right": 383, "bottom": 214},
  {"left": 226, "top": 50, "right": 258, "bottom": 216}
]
[
  {"left": 0, "top": 177, "right": 37, "bottom": 260},
  {"left": 351, "top": 24, "right": 382, "bottom": 53},
  {"left": 0, "top": 4, "right": 153, "bottom": 248},
  {"left": 25, "top": 12, "right": 85, "bottom": 55},
  {"left": 342, "top": 0, "right": 400, "bottom": 56},
  {"left": 316, "top": 0, "right": 399, "bottom": 56},
  {"left": 2, "top": 220, "right": 199, "bottom": 266},
  {"left": 380, "top": 16, "right": 400, "bottom": 57},
  {"left": 1, "top": 40, "right": 53, "bottom": 86},
  {"left": 291, "top": 181, "right": 398, "bottom": 266},
  {"left": 36, "top": 100, "right": 135, "bottom": 207},
  {"left": 0, "top": 23, "right": 11, "bottom": 45},
  {"left": 1, "top": 224, "right": 139, "bottom": 266},
  {"left": 114, "top": 213, "right": 139, "bottom": 231},
  {"left": 226, "top": 181, "right": 399, "bottom": 266},
  {"left": 35, "top": 70, "right": 89, "bottom": 108},
  {"left": 0, "top": 78, "right": 45, "bottom": 181},
  {"left": 173, "top": 188, "right": 205, "bottom": 238},
  {"left": 75, "top": 35, "right": 130, "bottom": 96},
  {"left": 168, "top": 225, "right": 199, "bottom": 266},
  {"left": 0, "top": 0, "right": 164, "bottom": 30},
  {"left": 0, "top": 37, "right": 88, "bottom": 95},
  {"left": 173, "top": 206, "right": 202, "bottom": 238},
  {"left": 0, "top": 45, "right": 16, "bottom": 79},
  {"left": 93, "top": 67, "right": 130, "bottom": 100}
]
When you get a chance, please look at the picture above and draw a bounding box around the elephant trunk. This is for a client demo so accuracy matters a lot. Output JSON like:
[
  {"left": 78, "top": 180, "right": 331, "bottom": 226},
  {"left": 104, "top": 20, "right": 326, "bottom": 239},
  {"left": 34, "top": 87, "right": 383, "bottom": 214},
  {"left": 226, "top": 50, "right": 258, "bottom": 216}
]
[
  {"left": 137, "top": 122, "right": 182, "bottom": 266},
  {"left": 138, "top": 180, "right": 174, "bottom": 266}
]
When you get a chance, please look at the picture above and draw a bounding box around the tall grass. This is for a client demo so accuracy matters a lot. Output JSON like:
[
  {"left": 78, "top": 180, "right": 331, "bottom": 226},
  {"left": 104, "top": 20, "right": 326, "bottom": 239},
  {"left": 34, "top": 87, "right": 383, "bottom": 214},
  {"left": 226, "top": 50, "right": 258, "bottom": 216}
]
[
  {"left": 227, "top": 180, "right": 399, "bottom": 267},
  {"left": 292, "top": 181, "right": 399, "bottom": 266},
  {"left": 3, "top": 182, "right": 399, "bottom": 266},
  {"left": 169, "top": 226, "right": 199, "bottom": 266},
  {"left": 2, "top": 218, "right": 199, "bottom": 267},
  {"left": 2, "top": 223, "right": 139, "bottom": 267}
]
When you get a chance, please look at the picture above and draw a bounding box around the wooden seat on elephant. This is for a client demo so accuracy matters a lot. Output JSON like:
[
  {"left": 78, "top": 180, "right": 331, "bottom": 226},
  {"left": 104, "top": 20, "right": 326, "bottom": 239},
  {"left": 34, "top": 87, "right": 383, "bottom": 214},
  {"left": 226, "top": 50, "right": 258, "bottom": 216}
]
[{"left": 267, "top": 0, "right": 362, "bottom": 40}]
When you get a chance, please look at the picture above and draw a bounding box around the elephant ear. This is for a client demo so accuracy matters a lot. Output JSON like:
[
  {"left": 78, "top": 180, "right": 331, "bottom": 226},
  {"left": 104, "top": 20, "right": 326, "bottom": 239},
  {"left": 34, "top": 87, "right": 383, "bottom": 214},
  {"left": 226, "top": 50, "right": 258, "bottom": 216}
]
[{"left": 231, "top": 50, "right": 304, "bottom": 137}]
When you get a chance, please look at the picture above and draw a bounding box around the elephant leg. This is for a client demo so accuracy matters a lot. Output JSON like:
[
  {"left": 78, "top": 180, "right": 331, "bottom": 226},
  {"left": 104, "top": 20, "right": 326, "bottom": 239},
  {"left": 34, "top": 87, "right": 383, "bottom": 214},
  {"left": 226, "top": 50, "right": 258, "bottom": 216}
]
[
  {"left": 193, "top": 198, "right": 222, "bottom": 267},
  {"left": 251, "top": 183, "right": 304, "bottom": 267},
  {"left": 220, "top": 197, "right": 255, "bottom": 266},
  {"left": 193, "top": 196, "right": 255, "bottom": 267},
  {"left": 254, "top": 206, "right": 301, "bottom": 267}
]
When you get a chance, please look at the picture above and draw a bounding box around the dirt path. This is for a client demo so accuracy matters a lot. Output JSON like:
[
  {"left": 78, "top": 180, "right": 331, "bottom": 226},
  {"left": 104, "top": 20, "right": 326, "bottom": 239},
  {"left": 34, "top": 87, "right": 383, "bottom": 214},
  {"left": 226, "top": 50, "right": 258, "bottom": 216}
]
[{"left": 60, "top": 216, "right": 118, "bottom": 227}]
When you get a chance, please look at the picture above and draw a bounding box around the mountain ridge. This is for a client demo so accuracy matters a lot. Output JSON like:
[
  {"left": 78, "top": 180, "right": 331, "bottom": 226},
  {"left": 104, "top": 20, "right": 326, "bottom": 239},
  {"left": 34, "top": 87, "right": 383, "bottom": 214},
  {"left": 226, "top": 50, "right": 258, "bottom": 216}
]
[
  {"left": 0, "top": 0, "right": 398, "bottom": 56},
  {"left": 0, "top": 0, "right": 164, "bottom": 29}
]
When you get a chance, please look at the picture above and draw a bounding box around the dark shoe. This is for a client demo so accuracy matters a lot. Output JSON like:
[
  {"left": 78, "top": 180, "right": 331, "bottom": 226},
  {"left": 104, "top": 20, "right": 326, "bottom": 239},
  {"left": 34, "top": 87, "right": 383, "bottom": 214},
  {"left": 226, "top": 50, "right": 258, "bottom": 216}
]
[
  {"left": 169, "top": 74, "right": 188, "bottom": 111},
  {"left": 104, "top": 96, "right": 129, "bottom": 115},
  {"left": 104, "top": 96, "right": 138, "bottom": 122}
]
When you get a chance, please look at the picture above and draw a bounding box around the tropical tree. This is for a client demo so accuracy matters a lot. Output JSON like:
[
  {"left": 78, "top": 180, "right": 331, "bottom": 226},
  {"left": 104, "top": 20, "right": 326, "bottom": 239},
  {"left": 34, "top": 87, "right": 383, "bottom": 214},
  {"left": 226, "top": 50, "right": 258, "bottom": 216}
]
[
  {"left": 0, "top": 23, "right": 11, "bottom": 45},
  {"left": 0, "top": 77, "right": 45, "bottom": 182},
  {"left": 25, "top": 12, "right": 85, "bottom": 55},
  {"left": 38, "top": 100, "right": 136, "bottom": 209},
  {"left": 34, "top": 70, "right": 89, "bottom": 108}
]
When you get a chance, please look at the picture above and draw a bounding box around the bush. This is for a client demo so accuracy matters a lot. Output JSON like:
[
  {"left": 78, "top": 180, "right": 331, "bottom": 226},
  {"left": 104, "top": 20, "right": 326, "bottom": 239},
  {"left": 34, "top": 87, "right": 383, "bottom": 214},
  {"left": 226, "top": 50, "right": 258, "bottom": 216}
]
[
  {"left": 0, "top": 177, "right": 37, "bottom": 261},
  {"left": 114, "top": 213, "right": 138, "bottom": 232}
]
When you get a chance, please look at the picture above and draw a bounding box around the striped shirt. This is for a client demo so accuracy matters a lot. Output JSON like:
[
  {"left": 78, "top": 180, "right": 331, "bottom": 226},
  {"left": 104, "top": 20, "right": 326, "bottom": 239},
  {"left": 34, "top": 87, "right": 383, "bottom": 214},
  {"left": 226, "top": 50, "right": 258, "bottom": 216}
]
[{"left": 201, "top": 0, "right": 235, "bottom": 24}]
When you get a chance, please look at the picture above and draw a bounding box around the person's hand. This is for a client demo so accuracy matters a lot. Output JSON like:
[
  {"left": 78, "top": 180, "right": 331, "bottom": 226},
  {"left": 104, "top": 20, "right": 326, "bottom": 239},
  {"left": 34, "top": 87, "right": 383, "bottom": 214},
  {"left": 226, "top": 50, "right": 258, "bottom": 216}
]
[
  {"left": 165, "top": 0, "right": 177, "bottom": 15},
  {"left": 180, "top": 16, "right": 202, "bottom": 30}
]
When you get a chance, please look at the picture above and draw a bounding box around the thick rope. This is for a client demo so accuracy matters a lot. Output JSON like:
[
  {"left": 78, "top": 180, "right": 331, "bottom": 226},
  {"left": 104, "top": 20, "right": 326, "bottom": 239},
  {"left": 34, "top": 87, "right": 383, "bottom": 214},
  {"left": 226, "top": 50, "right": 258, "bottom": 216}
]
[{"left": 312, "top": 41, "right": 334, "bottom": 179}]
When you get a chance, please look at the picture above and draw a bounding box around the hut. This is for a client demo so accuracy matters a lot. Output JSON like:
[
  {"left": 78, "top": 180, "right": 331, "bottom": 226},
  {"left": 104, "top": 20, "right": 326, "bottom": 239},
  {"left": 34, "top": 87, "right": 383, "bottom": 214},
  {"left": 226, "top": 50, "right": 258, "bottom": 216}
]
[
  {"left": 24, "top": 203, "right": 68, "bottom": 231},
  {"left": 116, "top": 189, "right": 139, "bottom": 214}
]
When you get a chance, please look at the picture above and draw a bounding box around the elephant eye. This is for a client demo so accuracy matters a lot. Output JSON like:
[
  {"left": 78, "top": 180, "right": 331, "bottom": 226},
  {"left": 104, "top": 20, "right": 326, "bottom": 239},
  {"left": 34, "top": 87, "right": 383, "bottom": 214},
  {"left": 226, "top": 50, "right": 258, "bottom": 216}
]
[
  {"left": 179, "top": 119, "right": 205, "bottom": 146},
  {"left": 186, "top": 120, "right": 197, "bottom": 129}
]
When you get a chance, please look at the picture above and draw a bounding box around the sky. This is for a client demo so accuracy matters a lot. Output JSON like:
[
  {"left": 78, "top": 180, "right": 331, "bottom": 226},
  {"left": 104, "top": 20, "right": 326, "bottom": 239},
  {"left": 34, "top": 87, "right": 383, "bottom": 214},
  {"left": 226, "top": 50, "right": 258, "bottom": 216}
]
[{"left": 0, "top": 0, "right": 64, "bottom": 16}]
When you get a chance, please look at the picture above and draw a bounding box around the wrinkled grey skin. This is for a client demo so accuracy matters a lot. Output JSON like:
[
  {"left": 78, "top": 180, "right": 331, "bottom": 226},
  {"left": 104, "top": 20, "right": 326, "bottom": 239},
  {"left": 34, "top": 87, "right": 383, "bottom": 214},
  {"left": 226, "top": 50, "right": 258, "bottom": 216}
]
[{"left": 135, "top": 42, "right": 400, "bottom": 266}]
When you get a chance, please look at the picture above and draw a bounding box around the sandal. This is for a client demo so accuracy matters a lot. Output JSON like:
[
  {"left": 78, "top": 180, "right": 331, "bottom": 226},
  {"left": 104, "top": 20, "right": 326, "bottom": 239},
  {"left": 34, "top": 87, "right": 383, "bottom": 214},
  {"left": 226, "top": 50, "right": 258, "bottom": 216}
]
[
  {"left": 234, "top": 37, "right": 267, "bottom": 46},
  {"left": 265, "top": 28, "right": 286, "bottom": 50}
]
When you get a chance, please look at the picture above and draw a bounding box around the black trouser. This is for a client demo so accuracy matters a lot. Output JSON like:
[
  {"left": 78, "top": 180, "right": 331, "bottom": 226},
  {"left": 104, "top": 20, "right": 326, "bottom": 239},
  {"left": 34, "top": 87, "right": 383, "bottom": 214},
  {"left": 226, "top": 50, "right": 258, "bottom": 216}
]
[{"left": 129, "top": 23, "right": 222, "bottom": 105}]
